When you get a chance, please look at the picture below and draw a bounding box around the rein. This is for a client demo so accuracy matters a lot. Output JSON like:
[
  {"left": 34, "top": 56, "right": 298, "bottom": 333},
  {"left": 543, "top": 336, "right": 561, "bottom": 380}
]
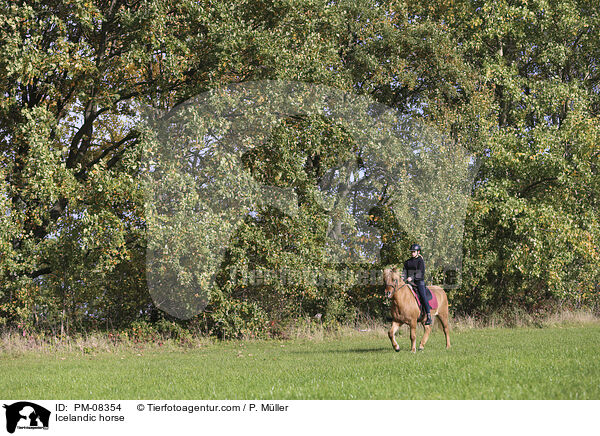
[{"left": 387, "top": 279, "right": 409, "bottom": 297}]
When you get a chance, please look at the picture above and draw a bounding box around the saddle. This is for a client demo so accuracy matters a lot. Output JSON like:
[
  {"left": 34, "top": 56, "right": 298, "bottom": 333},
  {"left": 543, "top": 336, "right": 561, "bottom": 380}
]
[{"left": 407, "top": 283, "right": 438, "bottom": 320}]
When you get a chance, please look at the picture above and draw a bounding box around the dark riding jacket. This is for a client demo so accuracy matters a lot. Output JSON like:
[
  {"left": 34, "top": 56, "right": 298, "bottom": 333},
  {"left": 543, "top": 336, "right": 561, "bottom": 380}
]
[{"left": 402, "top": 256, "right": 425, "bottom": 283}]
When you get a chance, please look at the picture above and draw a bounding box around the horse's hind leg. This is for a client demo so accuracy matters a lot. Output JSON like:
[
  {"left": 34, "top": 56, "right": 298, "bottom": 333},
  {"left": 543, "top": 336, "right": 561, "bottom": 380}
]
[
  {"left": 388, "top": 322, "right": 401, "bottom": 352},
  {"left": 438, "top": 312, "right": 451, "bottom": 349},
  {"left": 419, "top": 324, "right": 432, "bottom": 350}
]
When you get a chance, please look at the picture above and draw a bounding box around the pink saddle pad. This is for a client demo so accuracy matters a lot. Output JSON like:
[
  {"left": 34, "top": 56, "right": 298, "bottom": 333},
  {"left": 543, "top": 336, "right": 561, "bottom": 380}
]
[{"left": 409, "top": 285, "right": 438, "bottom": 310}]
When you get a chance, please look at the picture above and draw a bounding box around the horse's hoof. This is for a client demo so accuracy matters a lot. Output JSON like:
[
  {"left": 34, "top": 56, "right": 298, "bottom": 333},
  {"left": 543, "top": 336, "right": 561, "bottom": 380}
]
[
  {"left": 394, "top": 346, "right": 400, "bottom": 352},
  {"left": 418, "top": 346, "right": 424, "bottom": 351}
]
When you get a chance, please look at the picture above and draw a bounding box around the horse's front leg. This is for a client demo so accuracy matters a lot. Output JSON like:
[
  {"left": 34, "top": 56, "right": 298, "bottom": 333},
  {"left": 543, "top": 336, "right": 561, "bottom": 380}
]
[
  {"left": 388, "top": 322, "right": 401, "bottom": 352},
  {"left": 409, "top": 321, "right": 417, "bottom": 353}
]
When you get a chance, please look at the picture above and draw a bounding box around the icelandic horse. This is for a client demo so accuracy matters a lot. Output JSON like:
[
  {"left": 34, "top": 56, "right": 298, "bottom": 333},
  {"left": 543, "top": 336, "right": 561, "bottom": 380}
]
[{"left": 383, "top": 267, "right": 451, "bottom": 352}]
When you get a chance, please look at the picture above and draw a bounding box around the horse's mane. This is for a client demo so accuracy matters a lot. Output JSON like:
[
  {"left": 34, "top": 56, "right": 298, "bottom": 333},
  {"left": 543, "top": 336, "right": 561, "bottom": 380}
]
[{"left": 383, "top": 267, "right": 400, "bottom": 286}]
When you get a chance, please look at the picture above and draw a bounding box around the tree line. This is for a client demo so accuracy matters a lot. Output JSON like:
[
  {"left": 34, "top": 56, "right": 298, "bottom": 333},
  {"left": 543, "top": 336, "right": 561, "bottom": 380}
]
[{"left": 0, "top": 0, "right": 598, "bottom": 337}]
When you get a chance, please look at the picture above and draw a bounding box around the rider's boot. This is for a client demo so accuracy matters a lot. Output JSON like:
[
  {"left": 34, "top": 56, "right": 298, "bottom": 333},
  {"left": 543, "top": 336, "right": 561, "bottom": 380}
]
[{"left": 424, "top": 312, "right": 432, "bottom": 325}]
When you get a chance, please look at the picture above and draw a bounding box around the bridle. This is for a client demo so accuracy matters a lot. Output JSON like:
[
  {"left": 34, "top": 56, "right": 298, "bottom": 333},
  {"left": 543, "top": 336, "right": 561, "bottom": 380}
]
[
  {"left": 385, "top": 279, "right": 410, "bottom": 298},
  {"left": 386, "top": 278, "right": 407, "bottom": 298}
]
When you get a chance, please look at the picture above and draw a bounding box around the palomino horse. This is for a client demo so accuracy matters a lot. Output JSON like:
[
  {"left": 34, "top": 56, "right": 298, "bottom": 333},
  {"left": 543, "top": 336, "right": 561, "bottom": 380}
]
[{"left": 383, "top": 267, "right": 451, "bottom": 352}]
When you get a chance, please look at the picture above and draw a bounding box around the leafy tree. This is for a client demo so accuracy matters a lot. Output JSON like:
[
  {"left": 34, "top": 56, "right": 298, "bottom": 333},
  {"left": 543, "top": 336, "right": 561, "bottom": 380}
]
[
  {"left": 3, "top": 0, "right": 595, "bottom": 337},
  {"left": 0, "top": 0, "right": 224, "bottom": 331},
  {"left": 435, "top": 0, "right": 600, "bottom": 312}
]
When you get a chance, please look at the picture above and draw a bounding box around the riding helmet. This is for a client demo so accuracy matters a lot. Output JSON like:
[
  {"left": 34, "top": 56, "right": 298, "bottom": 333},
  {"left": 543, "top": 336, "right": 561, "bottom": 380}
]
[{"left": 409, "top": 243, "right": 421, "bottom": 251}]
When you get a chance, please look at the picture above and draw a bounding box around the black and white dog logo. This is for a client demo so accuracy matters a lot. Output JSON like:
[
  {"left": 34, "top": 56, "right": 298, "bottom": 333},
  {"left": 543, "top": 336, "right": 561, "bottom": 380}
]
[{"left": 3, "top": 402, "right": 50, "bottom": 433}]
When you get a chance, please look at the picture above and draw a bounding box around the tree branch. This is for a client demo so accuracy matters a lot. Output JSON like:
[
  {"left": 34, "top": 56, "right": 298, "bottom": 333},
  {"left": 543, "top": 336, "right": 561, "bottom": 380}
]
[
  {"left": 519, "top": 177, "right": 558, "bottom": 197},
  {"left": 28, "top": 266, "right": 53, "bottom": 279}
]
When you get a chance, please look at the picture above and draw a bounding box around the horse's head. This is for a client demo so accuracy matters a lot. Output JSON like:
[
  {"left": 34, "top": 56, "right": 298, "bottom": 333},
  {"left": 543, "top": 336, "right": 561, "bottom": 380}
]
[{"left": 383, "top": 267, "right": 403, "bottom": 298}]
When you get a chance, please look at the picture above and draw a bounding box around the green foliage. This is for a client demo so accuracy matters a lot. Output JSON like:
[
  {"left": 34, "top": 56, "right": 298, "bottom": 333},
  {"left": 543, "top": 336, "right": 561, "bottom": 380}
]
[
  {"left": 202, "top": 289, "right": 270, "bottom": 340},
  {"left": 0, "top": 0, "right": 598, "bottom": 336},
  {"left": 446, "top": 0, "right": 600, "bottom": 313},
  {"left": 125, "top": 319, "right": 194, "bottom": 345}
]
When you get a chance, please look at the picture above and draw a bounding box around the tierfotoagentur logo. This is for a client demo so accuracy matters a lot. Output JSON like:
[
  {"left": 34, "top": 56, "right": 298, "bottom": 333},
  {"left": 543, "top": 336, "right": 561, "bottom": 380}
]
[
  {"left": 140, "top": 80, "right": 479, "bottom": 320},
  {"left": 3, "top": 402, "right": 50, "bottom": 434}
]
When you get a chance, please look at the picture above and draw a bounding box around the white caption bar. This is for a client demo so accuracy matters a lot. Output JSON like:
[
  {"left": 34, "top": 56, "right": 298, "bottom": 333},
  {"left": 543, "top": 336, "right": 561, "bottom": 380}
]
[{"left": 0, "top": 400, "right": 596, "bottom": 436}]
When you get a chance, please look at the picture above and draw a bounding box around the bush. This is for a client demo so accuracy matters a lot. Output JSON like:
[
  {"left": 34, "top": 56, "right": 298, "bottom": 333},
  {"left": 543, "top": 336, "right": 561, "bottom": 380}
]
[{"left": 203, "top": 290, "right": 270, "bottom": 340}]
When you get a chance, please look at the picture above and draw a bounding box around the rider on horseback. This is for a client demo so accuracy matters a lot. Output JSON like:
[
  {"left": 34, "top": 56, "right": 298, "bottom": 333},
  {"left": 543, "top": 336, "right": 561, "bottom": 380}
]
[{"left": 402, "top": 244, "right": 433, "bottom": 325}]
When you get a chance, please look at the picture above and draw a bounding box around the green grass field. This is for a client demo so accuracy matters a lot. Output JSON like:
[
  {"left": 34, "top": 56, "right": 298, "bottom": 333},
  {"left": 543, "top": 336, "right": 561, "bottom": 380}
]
[{"left": 1, "top": 324, "right": 599, "bottom": 399}]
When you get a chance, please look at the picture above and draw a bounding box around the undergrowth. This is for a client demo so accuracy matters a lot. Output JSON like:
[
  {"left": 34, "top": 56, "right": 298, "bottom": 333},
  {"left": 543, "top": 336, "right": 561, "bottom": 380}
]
[{"left": 1, "top": 308, "right": 598, "bottom": 356}]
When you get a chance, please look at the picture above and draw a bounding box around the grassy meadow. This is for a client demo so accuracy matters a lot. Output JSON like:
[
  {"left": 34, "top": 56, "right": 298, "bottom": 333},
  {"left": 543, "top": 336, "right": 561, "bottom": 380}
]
[{"left": 1, "top": 322, "right": 598, "bottom": 400}]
